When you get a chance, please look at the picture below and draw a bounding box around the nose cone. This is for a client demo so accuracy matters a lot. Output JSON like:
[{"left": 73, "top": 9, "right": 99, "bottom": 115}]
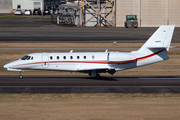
[
  {"left": 4, "top": 63, "right": 11, "bottom": 69},
  {"left": 4, "top": 60, "right": 20, "bottom": 69},
  {"left": 4, "top": 61, "right": 22, "bottom": 71},
  {"left": 4, "top": 60, "right": 18, "bottom": 69},
  {"left": 3, "top": 65, "right": 7, "bottom": 68}
]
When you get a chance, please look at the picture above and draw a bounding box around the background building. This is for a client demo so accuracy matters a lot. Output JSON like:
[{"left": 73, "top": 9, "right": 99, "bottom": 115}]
[
  {"left": 12, "top": 0, "right": 44, "bottom": 13},
  {"left": 0, "top": 0, "right": 180, "bottom": 27},
  {"left": 116, "top": 0, "right": 180, "bottom": 27},
  {"left": 0, "top": 0, "right": 12, "bottom": 13},
  {"left": 44, "top": 0, "right": 65, "bottom": 9}
]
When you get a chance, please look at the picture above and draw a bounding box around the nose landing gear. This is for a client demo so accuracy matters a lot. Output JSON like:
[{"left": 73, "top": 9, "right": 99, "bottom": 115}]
[{"left": 19, "top": 71, "right": 23, "bottom": 79}]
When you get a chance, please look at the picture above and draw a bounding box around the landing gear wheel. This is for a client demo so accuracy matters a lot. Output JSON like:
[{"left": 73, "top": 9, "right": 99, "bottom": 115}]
[
  {"left": 19, "top": 71, "right": 23, "bottom": 79},
  {"left": 89, "top": 73, "right": 91, "bottom": 76},
  {"left": 19, "top": 75, "right": 23, "bottom": 79},
  {"left": 90, "top": 70, "right": 101, "bottom": 78},
  {"left": 95, "top": 74, "right": 100, "bottom": 79}
]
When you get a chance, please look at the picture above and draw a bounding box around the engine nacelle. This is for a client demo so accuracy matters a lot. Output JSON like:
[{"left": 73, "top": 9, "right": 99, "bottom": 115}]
[{"left": 108, "top": 52, "right": 136, "bottom": 64}]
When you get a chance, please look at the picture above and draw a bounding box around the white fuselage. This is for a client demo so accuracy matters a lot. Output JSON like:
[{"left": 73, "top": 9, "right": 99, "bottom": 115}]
[{"left": 4, "top": 49, "right": 168, "bottom": 72}]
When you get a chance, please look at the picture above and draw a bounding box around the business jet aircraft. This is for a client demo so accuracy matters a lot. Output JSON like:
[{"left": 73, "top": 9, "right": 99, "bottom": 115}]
[{"left": 4, "top": 25, "right": 175, "bottom": 78}]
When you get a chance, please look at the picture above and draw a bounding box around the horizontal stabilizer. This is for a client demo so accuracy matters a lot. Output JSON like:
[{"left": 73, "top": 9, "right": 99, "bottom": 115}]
[{"left": 147, "top": 47, "right": 166, "bottom": 49}]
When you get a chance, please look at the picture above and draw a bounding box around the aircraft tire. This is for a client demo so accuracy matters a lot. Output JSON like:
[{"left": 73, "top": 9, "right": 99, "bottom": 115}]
[
  {"left": 19, "top": 75, "right": 23, "bottom": 79},
  {"left": 95, "top": 74, "right": 100, "bottom": 79}
]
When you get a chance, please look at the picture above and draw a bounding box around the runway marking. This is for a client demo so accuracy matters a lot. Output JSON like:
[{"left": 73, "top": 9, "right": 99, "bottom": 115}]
[
  {"left": 140, "top": 78, "right": 180, "bottom": 80},
  {"left": 1, "top": 86, "right": 180, "bottom": 87}
]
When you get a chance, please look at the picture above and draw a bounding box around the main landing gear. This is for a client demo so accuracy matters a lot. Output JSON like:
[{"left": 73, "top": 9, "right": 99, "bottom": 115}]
[
  {"left": 89, "top": 70, "right": 101, "bottom": 78},
  {"left": 19, "top": 71, "right": 23, "bottom": 79},
  {"left": 95, "top": 74, "right": 100, "bottom": 79}
]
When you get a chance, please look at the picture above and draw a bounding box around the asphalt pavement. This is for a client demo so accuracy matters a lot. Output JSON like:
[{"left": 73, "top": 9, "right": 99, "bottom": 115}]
[
  {"left": 0, "top": 75, "right": 180, "bottom": 93},
  {"left": 0, "top": 17, "right": 180, "bottom": 43}
]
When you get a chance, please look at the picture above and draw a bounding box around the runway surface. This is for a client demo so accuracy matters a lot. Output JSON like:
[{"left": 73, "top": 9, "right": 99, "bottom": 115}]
[
  {"left": 0, "top": 75, "right": 180, "bottom": 93},
  {"left": 1, "top": 47, "right": 180, "bottom": 51},
  {"left": 0, "top": 47, "right": 138, "bottom": 51},
  {"left": 1, "top": 75, "right": 180, "bottom": 86},
  {"left": 0, "top": 17, "right": 180, "bottom": 43}
]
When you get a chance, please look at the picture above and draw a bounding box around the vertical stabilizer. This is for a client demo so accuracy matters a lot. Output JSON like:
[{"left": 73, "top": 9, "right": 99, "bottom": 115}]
[{"left": 138, "top": 25, "right": 175, "bottom": 53}]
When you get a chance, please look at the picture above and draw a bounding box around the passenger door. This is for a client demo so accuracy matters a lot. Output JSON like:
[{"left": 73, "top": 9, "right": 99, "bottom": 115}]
[{"left": 42, "top": 55, "right": 49, "bottom": 68}]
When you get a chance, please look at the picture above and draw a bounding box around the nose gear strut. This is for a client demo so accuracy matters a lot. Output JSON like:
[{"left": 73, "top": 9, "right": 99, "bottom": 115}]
[{"left": 19, "top": 71, "right": 23, "bottom": 79}]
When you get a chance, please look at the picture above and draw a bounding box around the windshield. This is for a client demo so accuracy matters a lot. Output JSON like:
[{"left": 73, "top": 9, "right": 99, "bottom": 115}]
[
  {"left": 21, "top": 55, "right": 33, "bottom": 60},
  {"left": 127, "top": 15, "right": 137, "bottom": 20}
]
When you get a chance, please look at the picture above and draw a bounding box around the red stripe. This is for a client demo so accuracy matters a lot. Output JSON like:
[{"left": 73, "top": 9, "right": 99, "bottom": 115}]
[
  {"left": 137, "top": 48, "right": 166, "bottom": 61},
  {"left": 108, "top": 59, "right": 137, "bottom": 64}
]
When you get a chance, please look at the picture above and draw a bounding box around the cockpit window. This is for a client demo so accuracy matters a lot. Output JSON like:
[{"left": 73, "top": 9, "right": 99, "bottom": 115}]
[
  {"left": 27, "top": 56, "right": 31, "bottom": 60},
  {"left": 21, "top": 55, "right": 29, "bottom": 60},
  {"left": 21, "top": 55, "right": 33, "bottom": 60}
]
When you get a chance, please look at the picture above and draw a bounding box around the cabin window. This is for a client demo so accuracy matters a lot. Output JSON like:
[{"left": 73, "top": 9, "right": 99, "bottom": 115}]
[
  {"left": 77, "top": 56, "right": 80, "bottom": 59},
  {"left": 84, "top": 56, "right": 86, "bottom": 59},
  {"left": 63, "top": 56, "right": 66, "bottom": 60},
  {"left": 57, "top": 56, "right": 59, "bottom": 60},
  {"left": 92, "top": 55, "right": 95, "bottom": 59},
  {"left": 31, "top": 57, "right": 33, "bottom": 60},
  {"left": 70, "top": 56, "right": 73, "bottom": 59},
  {"left": 50, "top": 56, "right": 53, "bottom": 60}
]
